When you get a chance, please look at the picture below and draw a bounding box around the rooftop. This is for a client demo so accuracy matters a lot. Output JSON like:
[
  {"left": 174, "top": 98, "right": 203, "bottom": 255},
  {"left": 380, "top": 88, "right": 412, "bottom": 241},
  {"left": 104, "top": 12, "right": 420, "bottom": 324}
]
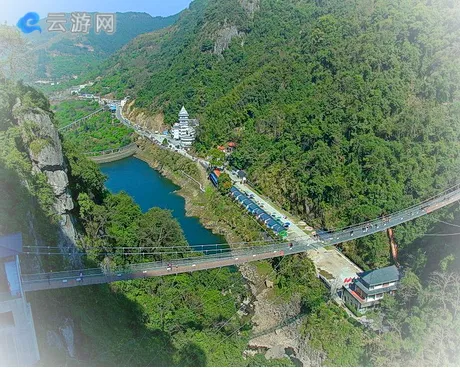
[
  {"left": 358, "top": 265, "right": 400, "bottom": 286},
  {"left": 0, "top": 233, "right": 22, "bottom": 259},
  {"left": 179, "top": 106, "right": 189, "bottom": 117},
  {"left": 237, "top": 170, "right": 247, "bottom": 178}
]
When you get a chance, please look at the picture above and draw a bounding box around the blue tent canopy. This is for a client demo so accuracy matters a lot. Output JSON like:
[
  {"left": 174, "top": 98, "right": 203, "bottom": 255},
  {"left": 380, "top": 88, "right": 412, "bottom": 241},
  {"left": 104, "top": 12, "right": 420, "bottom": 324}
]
[
  {"left": 266, "top": 219, "right": 279, "bottom": 229},
  {"left": 253, "top": 207, "right": 264, "bottom": 216},
  {"left": 259, "top": 214, "right": 271, "bottom": 223},
  {"left": 248, "top": 204, "right": 259, "bottom": 213},
  {"left": 242, "top": 199, "right": 252, "bottom": 207},
  {"left": 273, "top": 225, "right": 284, "bottom": 233},
  {"left": 230, "top": 187, "right": 241, "bottom": 196},
  {"left": 236, "top": 194, "right": 248, "bottom": 202}
]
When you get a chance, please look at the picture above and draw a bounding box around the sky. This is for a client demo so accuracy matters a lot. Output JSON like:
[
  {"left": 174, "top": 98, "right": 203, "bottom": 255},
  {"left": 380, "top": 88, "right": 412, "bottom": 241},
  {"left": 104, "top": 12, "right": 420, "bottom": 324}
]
[{"left": 2, "top": 0, "right": 193, "bottom": 25}]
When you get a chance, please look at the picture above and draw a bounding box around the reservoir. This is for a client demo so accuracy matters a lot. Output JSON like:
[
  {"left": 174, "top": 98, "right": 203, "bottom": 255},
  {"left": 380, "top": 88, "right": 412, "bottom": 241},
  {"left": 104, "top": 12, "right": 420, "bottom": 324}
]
[{"left": 100, "top": 156, "right": 226, "bottom": 249}]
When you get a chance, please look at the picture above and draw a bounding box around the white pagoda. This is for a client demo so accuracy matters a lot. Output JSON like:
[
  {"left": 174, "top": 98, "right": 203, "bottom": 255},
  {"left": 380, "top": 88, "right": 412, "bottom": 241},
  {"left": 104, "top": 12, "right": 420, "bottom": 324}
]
[{"left": 171, "top": 106, "right": 199, "bottom": 147}]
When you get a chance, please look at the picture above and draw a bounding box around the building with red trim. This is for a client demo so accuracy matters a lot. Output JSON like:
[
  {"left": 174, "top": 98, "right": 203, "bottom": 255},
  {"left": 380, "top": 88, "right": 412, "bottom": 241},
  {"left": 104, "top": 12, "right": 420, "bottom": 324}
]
[{"left": 342, "top": 265, "right": 400, "bottom": 313}]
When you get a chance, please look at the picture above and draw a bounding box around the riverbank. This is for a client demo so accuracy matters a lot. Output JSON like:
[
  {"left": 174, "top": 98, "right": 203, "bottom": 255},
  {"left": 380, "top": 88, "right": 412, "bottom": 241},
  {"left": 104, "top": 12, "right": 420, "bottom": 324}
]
[
  {"left": 134, "top": 138, "right": 265, "bottom": 245},
  {"left": 134, "top": 138, "right": 322, "bottom": 365}
]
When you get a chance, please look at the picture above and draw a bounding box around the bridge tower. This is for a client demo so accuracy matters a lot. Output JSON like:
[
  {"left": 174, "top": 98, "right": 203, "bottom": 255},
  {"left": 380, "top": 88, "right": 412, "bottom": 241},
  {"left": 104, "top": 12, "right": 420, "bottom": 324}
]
[{"left": 0, "top": 233, "right": 40, "bottom": 366}]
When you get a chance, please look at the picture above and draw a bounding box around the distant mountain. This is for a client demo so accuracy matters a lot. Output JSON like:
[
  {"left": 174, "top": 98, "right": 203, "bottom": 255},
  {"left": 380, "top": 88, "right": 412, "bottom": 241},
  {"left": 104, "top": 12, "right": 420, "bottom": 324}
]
[{"left": 25, "top": 12, "right": 180, "bottom": 80}]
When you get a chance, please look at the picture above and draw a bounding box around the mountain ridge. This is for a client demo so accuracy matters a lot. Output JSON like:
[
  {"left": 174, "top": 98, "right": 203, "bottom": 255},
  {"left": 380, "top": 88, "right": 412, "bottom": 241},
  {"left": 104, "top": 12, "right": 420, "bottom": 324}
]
[
  {"left": 90, "top": 0, "right": 460, "bottom": 268},
  {"left": 24, "top": 11, "right": 181, "bottom": 80}
]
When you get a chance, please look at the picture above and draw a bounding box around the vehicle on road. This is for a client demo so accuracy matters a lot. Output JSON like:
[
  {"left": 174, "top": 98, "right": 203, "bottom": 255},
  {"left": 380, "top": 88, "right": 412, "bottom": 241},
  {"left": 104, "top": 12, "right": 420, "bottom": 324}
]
[{"left": 315, "top": 229, "right": 329, "bottom": 240}]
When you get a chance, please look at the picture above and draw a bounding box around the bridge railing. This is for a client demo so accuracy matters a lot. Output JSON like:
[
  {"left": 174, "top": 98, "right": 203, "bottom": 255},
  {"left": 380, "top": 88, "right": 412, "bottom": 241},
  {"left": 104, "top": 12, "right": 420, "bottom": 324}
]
[
  {"left": 84, "top": 143, "right": 137, "bottom": 156},
  {"left": 21, "top": 241, "right": 303, "bottom": 284},
  {"left": 20, "top": 181, "right": 460, "bottom": 286},
  {"left": 323, "top": 182, "right": 460, "bottom": 234},
  {"left": 58, "top": 108, "right": 105, "bottom": 132}
]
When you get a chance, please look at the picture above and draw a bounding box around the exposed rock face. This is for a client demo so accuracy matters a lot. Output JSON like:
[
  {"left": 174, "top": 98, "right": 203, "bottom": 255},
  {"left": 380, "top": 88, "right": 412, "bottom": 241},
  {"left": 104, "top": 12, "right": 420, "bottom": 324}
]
[
  {"left": 45, "top": 171, "right": 69, "bottom": 196},
  {"left": 59, "top": 318, "right": 76, "bottom": 358},
  {"left": 214, "top": 24, "right": 245, "bottom": 55},
  {"left": 239, "top": 0, "right": 260, "bottom": 18},
  {"left": 12, "top": 101, "right": 79, "bottom": 264},
  {"left": 124, "top": 100, "right": 166, "bottom": 131},
  {"left": 239, "top": 262, "right": 326, "bottom": 366},
  {"left": 46, "top": 318, "right": 76, "bottom": 360}
]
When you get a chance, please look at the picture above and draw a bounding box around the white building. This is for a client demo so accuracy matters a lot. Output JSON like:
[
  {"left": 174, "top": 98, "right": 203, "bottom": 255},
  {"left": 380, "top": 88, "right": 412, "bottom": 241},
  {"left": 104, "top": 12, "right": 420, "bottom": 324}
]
[
  {"left": 171, "top": 123, "right": 181, "bottom": 140},
  {"left": 0, "top": 233, "right": 40, "bottom": 366},
  {"left": 171, "top": 106, "right": 199, "bottom": 148}
]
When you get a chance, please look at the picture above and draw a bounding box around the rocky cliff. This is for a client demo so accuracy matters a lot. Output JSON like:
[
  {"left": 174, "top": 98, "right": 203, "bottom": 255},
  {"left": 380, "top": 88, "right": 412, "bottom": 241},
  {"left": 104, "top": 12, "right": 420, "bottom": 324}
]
[{"left": 12, "top": 99, "right": 80, "bottom": 265}]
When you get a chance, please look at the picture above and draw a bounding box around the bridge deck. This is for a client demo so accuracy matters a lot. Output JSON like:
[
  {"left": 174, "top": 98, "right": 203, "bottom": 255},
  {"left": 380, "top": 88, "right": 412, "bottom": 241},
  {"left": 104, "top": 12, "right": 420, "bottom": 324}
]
[{"left": 21, "top": 171, "right": 460, "bottom": 292}]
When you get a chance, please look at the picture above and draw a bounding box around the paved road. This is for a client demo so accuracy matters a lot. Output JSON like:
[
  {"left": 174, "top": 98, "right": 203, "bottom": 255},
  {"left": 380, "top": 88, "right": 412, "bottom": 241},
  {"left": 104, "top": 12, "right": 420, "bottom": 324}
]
[
  {"left": 115, "top": 103, "right": 209, "bottom": 168},
  {"left": 227, "top": 171, "right": 307, "bottom": 241}
]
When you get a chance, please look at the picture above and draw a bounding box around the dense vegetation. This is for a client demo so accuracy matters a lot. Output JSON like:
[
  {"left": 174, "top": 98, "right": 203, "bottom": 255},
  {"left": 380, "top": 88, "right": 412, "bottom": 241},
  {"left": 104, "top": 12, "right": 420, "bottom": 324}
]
[
  {"left": 136, "top": 142, "right": 267, "bottom": 243},
  {"left": 92, "top": 0, "right": 460, "bottom": 270},
  {"left": 52, "top": 100, "right": 101, "bottom": 128},
  {"left": 30, "top": 140, "right": 305, "bottom": 366},
  {"left": 2, "top": 7, "right": 460, "bottom": 366},
  {"left": 53, "top": 99, "right": 134, "bottom": 152},
  {"left": 0, "top": 80, "right": 60, "bottom": 245},
  {"left": 0, "top": 79, "right": 277, "bottom": 366}
]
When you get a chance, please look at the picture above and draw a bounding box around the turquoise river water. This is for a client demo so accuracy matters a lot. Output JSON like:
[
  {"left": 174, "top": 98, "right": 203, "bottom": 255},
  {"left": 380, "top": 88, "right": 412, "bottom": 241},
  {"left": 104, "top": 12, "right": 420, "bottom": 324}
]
[{"left": 100, "top": 156, "right": 226, "bottom": 249}]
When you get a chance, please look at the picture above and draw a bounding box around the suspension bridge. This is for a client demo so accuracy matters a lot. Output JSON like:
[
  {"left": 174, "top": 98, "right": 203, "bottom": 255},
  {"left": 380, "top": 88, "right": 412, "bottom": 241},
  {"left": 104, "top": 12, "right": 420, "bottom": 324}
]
[
  {"left": 20, "top": 182, "right": 460, "bottom": 292},
  {"left": 58, "top": 108, "right": 105, "bottom": 132}
]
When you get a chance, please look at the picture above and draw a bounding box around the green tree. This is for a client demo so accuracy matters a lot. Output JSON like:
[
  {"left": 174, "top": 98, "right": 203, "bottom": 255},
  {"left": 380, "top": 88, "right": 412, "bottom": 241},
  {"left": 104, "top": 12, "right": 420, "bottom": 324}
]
[
  {"left": 217, "top": 172, "right": 232, "bottom": 194},
  {"left": 208, "top": 148, "right": 226, "bottom": 168}
]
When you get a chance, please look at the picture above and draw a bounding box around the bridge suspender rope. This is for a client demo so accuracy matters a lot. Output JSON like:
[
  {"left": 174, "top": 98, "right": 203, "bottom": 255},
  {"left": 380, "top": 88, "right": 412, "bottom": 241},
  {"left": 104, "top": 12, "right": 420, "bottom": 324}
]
[
  {"left": 20, "top": 182, "right": 460, "bottom": 291},
  {"left": 58, "top": 108, "right": 105, "bottom": 132}
]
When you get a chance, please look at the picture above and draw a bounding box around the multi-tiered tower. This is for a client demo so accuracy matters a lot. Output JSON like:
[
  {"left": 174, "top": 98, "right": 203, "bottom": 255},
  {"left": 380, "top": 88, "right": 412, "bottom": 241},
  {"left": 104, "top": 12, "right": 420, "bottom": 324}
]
[{"left": 171, "top": 106, "right": 198, "bottom": 148}]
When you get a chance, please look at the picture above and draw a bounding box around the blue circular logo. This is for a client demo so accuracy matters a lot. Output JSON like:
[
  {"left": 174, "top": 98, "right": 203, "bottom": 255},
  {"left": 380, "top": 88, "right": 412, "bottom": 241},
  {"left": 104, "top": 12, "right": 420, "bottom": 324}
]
[{"left": 17, "top": 12, "right": 42, "bottom": 34}]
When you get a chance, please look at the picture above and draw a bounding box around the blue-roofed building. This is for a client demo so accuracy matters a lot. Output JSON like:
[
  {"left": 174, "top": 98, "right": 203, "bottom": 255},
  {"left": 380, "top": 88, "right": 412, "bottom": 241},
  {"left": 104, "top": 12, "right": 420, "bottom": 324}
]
[
  {"left": 247, "top": 204, "right": 257, "bottom": 212},
  {"left": 227, "top": 187, "right": 288, "bottom": 239},
  {"left": 241, "top": 199, "right": 253, "bottom": 208},
  {"left": 236, "top": 193, "right": 248, "bottom": 202},
  {"left": 273, "top": 225, "right": 284, "bottom": 233},
  {"left": 209, "top": 172, "right": 219, "bottom": 187},
  {"left": 266, "top": 219, "right": 279, "bottom": 229},
  {"left": 259, "top": 214, "right": 271, "bottom": 224},
  {"left": 342, "top": 265, "right": 400, "bottom": 313},
  {"left": 230, "top": 187, "right": 241, "bottom": 197},
  {"left": 251, "top": 206, "right": 262, "bottom": 215},
  {"left": 253, "top": 208, "right": 265, "bottom": 216}
]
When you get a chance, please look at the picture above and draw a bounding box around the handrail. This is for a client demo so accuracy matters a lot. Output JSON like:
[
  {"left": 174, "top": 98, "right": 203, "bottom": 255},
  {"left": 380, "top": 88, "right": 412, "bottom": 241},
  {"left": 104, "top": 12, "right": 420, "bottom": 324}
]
[
  {"left": 83, "top": 143, "right": 137, "bottom": 156},
  {"left": 58, "top": 108, "right": 105, "bottom": 131}
]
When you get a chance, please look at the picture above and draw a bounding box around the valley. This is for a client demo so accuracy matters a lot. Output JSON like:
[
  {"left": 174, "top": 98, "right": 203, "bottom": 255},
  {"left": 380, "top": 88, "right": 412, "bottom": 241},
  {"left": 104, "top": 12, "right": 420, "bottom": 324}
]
[{"left": 1, "top": 0, "right": 460, "bottom": 366}]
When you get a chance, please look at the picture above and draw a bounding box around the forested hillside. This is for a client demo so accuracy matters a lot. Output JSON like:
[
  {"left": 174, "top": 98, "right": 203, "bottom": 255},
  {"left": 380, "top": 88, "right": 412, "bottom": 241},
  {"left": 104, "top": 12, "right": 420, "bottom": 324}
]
[
  {"left": 2, "top": 21, "right": 459, "bottom": 364},
  {"left": 25, "top": 12, "right": 180, "bottom": 80},
  {"left": 53, "top": 100, "right": 134, "bottom": 152},
  {"left": 92, "top": 0, "right": 460, "bottom": 268}
]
